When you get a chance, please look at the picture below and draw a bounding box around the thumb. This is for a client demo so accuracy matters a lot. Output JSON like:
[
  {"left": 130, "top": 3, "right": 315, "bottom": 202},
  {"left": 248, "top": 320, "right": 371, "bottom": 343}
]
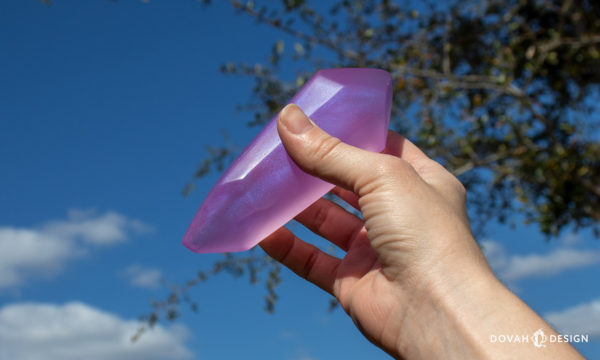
[{"left": 277, "top": 103, "right": 391, "bottom": 195}]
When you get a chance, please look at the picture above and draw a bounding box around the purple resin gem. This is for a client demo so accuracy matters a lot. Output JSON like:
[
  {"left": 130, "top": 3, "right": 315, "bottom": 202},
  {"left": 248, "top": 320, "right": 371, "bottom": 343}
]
[{"left": 183, "top": 68, "right": 393, "bottom": 253}]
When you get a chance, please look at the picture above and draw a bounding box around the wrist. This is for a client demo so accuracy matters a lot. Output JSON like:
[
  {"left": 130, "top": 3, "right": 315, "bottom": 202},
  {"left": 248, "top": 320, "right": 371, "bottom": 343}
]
[
  {"left": 393, "top": 244, "right": 583, "bottom": 359},
  {"left": 395, "top": 258, "right": 500, "bottom": 359}
]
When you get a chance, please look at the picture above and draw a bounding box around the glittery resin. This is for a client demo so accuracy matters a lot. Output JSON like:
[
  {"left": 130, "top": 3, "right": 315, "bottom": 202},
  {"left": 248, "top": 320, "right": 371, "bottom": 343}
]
[{"left": 183, "top": 68, "right": 393, "bottom": 253}]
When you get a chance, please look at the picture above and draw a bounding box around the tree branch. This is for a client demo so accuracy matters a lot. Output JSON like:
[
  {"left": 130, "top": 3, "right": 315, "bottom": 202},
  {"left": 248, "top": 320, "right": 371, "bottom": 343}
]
[
  {"left": 390, "top": 65, "right": 525, "bottom": 97},
  {"left": 537, "top": 35, "right": 600, "bottom": 57},
  {"left": 229, "top": 0, "right": 352, "bottom": 60}
]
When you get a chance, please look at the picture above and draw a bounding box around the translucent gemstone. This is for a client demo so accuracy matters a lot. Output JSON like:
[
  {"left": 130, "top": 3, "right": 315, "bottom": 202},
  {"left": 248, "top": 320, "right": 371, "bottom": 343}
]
[{"left": 183, "top": 68, "right": 393, "bottom": 253}]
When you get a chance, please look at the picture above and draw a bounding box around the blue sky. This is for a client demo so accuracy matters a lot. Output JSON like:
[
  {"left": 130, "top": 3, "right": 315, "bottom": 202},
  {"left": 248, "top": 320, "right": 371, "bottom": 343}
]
[{"left": 1, "top": 1, "right": 599, "bottom": 359}]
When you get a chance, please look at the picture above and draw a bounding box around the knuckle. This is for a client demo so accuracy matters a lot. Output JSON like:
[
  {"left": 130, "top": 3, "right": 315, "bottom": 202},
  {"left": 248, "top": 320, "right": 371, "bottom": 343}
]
[
  {"left": 380, "top": 158, "right": 418, "bottom": 183},
  {"left": 355, "top": 156, "right": 407, "bottom": 194},
  {"left": 453, "top": 178, "right": 467, "bottom": 200},
  {"left": 438, "top": 172, "right": 467, "bottom": 203},
  {"left": 369, "top": 156, "right": 404, "bottom": 178},
  {"left": 412, "top": 158, "right": 438, "bottom": 174},
  {"left": 301, "top": 249, "right": 319, "bottom": 279},
  {"left": 311, "top": 201, "right": 331, "bottom": 232},
  {"left": 382, "top": 157, "right": 410, "bottom": 174},
  {"left": 307, "top": 135, "right": 343, "bottom": 166}
]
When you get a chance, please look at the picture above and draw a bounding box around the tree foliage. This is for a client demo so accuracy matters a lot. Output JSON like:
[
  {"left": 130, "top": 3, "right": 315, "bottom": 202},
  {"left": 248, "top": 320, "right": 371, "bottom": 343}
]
[
  {"left": 194, "top": 0, "right": 600, "bottom": 236},
  {"left": 131, "top": 0, "right": 600, "bottom": 332}
]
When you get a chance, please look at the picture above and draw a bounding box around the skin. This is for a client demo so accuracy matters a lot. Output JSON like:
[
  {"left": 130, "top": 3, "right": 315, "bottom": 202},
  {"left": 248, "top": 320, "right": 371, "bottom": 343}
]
[{"left": 259, "top": 104, "right": 584, "bottom": 359}]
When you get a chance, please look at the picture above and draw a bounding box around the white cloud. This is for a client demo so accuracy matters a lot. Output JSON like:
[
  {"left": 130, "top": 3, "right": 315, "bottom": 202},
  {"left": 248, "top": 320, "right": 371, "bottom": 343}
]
[
  {"left": 501, "top": 248, "right": 600, "bottom": 281},
  {"left": 43, "top": 209, "right": 153, "bottom": 246},
  {"left": 481, "top": 240, "right": 600, "bottom": 282},
  {"left": 0, "top": 209, "right": 151, "bottom": 289},
  {"left": 278, "top": 330, "right": 317, "bottom": 360},
  {"left": 545, "top": 298, "right": 600, "bottom": 338},
  {"left": 0, "top": 302, "right": 193, "bottom": 360},
  {"left": 0, "top": 228, "right": 73, "bottom": 287},
  {"left": 122, "top": 265, "right": 163, "bottom": 289}
]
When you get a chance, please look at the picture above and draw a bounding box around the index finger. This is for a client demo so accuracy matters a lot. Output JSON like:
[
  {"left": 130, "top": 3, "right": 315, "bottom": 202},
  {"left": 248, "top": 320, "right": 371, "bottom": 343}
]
[{"left": 383, "top": 130, "right": 430, "bottom": 164}]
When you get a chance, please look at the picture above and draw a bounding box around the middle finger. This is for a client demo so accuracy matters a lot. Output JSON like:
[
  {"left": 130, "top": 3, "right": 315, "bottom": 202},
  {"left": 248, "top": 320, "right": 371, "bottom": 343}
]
[{"left": 295, "top": 197, "right": 366, "bottom": 252}]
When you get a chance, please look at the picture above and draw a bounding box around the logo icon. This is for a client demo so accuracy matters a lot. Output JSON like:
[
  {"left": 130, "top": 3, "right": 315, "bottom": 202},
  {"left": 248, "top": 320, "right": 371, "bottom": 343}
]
[{"left": 532, "top": 329, "right": 547, "bottom": 348}]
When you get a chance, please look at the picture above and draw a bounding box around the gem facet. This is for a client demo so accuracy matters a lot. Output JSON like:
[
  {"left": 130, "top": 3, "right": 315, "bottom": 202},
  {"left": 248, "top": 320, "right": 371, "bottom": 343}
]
[{"left": 183, "top": 68, "right": 393, "bottom": 253}]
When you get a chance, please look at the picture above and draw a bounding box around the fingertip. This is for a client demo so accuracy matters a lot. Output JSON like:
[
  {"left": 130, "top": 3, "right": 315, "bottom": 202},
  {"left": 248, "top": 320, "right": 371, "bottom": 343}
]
[
  {"left": 278, "top": 104, "right": 386, "bottom": 195},
  {"left": 278, "top": 104, "right": 313, "bottom": 135},
  {"left": 278, "top": 103, "right": 298, "bottom": 122}
]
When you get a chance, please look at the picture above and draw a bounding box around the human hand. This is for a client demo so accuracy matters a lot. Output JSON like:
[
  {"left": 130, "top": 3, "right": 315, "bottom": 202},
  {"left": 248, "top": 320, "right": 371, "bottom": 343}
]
[
  {"left": 259, "top": 103, "right": 491, "bottom": 356},
  {"left": 260, "top": 104, "right": 582, "bottom": 359}
]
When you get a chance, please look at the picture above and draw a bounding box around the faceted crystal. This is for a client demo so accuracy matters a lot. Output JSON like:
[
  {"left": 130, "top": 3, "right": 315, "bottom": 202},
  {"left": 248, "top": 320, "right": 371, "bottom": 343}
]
[{"left": 183, "top": 68, "right": 393, "bottom": 253}]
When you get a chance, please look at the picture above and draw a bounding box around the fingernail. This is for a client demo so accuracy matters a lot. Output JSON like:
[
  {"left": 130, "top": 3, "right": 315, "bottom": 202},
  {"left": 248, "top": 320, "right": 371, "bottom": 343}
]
[{"left": 280, "top": 104, "right": 313, "bottom": 134}]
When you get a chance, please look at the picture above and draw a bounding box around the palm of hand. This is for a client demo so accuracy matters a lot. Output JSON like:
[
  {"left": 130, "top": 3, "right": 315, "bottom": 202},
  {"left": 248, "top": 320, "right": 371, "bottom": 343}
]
[
  {"left": 260, "top": 187, "right": 410, "bottom": 356},
  {"left": 260, "top": 132, "right": 469, "bottom": 357}
]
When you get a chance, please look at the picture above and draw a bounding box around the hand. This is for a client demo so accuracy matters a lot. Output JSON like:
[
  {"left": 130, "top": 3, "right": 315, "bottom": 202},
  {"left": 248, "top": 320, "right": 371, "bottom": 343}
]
[
  {"left": 260, "top": 103, "right": 490, "bottom": 356},
  {"left": 260, "top": 104, "right": 583, "bottom": 359}
]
